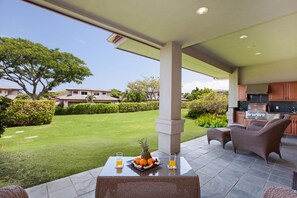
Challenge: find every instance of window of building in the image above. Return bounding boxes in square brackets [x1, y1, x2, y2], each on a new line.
[102, 92, 107, 95]
[81, 91, 88, 95]
[94, 92, 100, 96]
[73, 91, 78, 94]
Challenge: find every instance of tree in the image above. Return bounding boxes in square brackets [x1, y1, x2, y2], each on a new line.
[142, 76, 160, 101]
[124, 76, 160, 102]
[185, 87, 214, 100]
[0, 37, 92, 100]
[85, 94, 95, 103]
[110, 89, 123, 99]
[41, 90, 68, 100]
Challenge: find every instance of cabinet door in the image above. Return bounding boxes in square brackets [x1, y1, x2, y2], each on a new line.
[287, 82, 297, 101]
[238, 85, 247, 101]
[269, 83, 286, 101]
[235, 112, 245, 125]
[291, 117, 297, 136]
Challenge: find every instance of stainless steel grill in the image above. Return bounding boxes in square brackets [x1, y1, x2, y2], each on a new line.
[245, 103, 267, 120]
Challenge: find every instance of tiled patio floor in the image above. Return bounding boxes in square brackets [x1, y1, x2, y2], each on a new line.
[25, 135, 297, 198]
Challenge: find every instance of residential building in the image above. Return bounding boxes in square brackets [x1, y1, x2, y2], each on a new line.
[0, 87, 21, 100]
[56, 88, 119, 107]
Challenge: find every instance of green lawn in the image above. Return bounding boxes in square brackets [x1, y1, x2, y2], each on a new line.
[0, 109, 206, 188]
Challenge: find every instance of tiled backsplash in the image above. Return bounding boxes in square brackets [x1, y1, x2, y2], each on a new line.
[238, 101, 297, 113]
[269, 102, 297, 113]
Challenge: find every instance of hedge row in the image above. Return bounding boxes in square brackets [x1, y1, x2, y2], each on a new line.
[55, 103, 119, 115]
[118, 101, 159, 113]
[55, 101, 160, 115]
[4, 100, 56, 127]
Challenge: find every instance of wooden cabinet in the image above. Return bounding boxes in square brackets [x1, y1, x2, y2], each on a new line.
[269, 82, 297, 101]
[287, 82, 297, 101]
[235, 111, 245, 125]
[284, 115, 297, 136]
[238, 85, 247, 101]
[269, 83, 285, 101]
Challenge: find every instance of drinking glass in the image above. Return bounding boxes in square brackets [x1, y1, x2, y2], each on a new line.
[116, 152, 123, 167]
[169, 154, 176, 168]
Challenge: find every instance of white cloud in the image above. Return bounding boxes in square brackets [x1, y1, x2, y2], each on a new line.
[182, 79, 229, 93]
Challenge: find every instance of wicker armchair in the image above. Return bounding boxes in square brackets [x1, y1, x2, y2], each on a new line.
[230, 119, 291, 162]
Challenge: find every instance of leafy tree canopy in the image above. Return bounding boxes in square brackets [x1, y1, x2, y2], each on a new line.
[123, 76, 160, 102]
[184, 87, 214, 100]
[110, 89, 123, 99]
[0, 37, 92, 100]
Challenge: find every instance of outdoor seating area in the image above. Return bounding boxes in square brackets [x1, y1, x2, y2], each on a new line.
[22, 134, 297, 198]
[207, 115, 291, 162]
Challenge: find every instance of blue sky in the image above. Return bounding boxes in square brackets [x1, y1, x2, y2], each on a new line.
[0, 0, 228, 92]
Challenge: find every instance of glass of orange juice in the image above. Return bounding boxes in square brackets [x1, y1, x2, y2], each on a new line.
[169, 154, 176, 168]
[116, 152, 123, 167]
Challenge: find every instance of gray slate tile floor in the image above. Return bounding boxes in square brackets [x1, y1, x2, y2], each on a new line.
[25, 135, 297, 198]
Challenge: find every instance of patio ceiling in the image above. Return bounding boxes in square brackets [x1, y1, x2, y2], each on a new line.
[24, 0, 297, 79]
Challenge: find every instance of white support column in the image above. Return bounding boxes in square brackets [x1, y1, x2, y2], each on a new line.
[227, 68, 239, 124]
[156, 42, 185, 154]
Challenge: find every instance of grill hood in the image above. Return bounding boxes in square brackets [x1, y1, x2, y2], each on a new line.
[246, 83, 269, 94]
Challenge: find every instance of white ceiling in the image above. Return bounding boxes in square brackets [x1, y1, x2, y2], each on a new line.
[24, 0, 297, 78]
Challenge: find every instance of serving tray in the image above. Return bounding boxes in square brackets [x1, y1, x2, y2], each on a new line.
[126, 157, 161, 172]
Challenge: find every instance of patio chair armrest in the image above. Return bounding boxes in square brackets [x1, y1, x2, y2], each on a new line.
[0, 185, 28, 198]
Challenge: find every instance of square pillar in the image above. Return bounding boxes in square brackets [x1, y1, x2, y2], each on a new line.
[156, 42, 184, 154]
[228, 68, 238, 124]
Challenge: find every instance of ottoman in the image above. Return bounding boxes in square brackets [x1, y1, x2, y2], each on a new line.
[207, 127, 231, 149]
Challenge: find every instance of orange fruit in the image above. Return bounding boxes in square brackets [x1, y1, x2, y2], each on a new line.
[134, 157, 141, 165]
[147, 158, 154, 165]
[140, 159, 147, 166]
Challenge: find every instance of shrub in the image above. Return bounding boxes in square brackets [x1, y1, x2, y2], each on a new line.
[188, 92, 228, 118]
[196, 113, 227, 128]
[94, 103, 119, 114]
[57, 103, 119, 115]
[55, 106, 68, 115]
[4, 100, 55, 127]
[119, 101, 159, 113]
[181, 101, 190, 109]
[118, 102, 141, 113]
[0, 96, 12, 137]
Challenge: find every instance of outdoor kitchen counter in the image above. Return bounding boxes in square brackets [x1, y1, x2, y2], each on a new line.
[95, 156, 200, 198]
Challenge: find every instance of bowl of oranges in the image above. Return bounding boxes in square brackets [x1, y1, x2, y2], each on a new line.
[128, 157, 160, 172]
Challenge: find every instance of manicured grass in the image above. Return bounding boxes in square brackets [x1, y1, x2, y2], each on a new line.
[0, 109, 206, 188]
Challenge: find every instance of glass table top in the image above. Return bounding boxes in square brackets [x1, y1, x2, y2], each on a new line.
[99, 156, 196, 177]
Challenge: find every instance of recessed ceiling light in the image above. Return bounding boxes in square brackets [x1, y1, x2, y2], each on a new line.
[196, 7, 209, 15]
[240, 35, 248, 39]
[255, 52, 262, 55]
